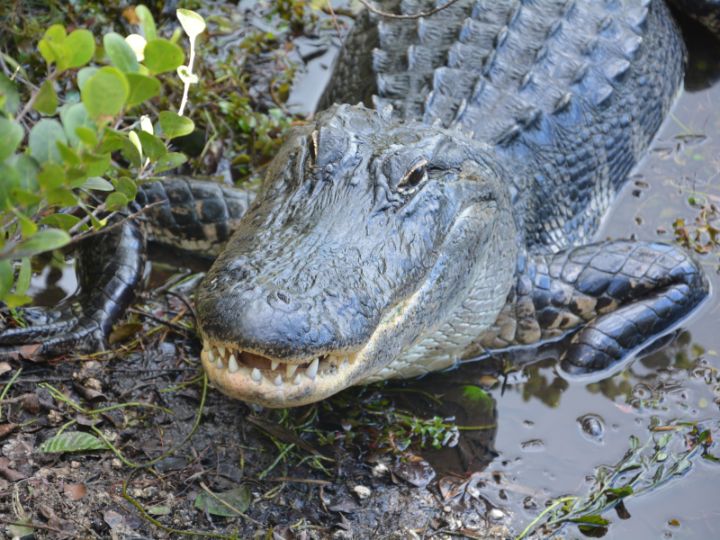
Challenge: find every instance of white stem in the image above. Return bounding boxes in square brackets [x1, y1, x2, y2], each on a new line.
[178, 38, 196, 116]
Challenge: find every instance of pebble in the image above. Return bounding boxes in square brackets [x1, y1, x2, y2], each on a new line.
[353, 485, 371, 499]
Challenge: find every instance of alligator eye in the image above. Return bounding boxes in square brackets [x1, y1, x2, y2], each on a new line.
[309, 130, 319, 163]
[398, 160, 428, 194]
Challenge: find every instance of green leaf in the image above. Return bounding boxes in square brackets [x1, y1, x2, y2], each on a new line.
[35, 162, 65, 190]
[143, 38, 184, 75]
[104, 32, 139, 73]
[159, 111, 194, 139]
[0, 118, 24, 162]
[75, 126, 98, 147]
[38, 24, 67, 68]
[82, 177, 114, 191]
[605, 486, 634, 500]
[154, 151, 187, 173]
[98, 129, 141, 167]
[81, 66, 129, 120]
[15, 258, 32, 295]
[147, 505, 171, 516]
[65, 29, 95, 69]
[13, 229, 71, 258]
[113, 177, 137, 200]
[193, 486, 251, 517]
[34, 79, 58, 115]
[28, 119, 68, 164]
[8, 154, 39, 192]
[77, 66, 98, 92]
[82, 152, 111, 177]
[15, 211, 37, 237]
[105, 192, 129, 211]
[46, 187, 77, 207]
[136, 5, 158, 41]
[39, 431, 107, 453]
[57, 141, 81, 166]
[0, 260, 12, 299]
[0, 73, 20, 114]
[125, 73, 161, 107]
[137, 131, 167, 161]
[0, 163, 20, 211]
[60, 103, 93, 148]
[569, 515, 610, 527]
[41, 213, 82, 230]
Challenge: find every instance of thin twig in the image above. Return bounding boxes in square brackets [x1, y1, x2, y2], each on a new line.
[128, 308, 194, 337]
[323, 1, 343, 37]
[66, 201, 164, 247]
[357, 0, 463, 20]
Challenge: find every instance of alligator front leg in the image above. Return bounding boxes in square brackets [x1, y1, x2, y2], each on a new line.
[480, 241, 708, 376]
[0, 178, 255, 360]
[0, 219, 145, 359]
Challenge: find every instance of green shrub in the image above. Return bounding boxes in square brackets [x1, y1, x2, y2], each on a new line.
[0, 6, 206, 307]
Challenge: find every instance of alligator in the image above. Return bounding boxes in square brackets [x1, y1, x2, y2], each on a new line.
[1, 0, 717, 407]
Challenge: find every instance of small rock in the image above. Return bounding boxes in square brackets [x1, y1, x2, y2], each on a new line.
[70, 461, 81, 469]
[352, 485, 371, 499]
[111, 458, 123, 469]
[371, 462, 389, 477]
[488, 508, 505, 521]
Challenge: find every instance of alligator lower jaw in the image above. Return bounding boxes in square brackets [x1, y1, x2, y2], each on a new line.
[200, 343, 360, 407]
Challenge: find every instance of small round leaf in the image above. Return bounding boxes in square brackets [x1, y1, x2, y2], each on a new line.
[81, 66, 129, 120]
[28, 119, 68, 163]
[65, 29, 96, 69]
[125, 73, 161, 108]
[159, 111, 194, 139]
[143, 39, 184, 75]
[104, 32, 139, 73]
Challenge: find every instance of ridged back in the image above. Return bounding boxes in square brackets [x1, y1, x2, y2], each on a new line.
[370, 0, 685, 250]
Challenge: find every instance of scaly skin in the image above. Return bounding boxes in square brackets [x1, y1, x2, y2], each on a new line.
[0, 0, 714, 407]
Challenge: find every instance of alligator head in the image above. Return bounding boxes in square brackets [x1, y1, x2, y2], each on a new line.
[196, 104, 518, 407]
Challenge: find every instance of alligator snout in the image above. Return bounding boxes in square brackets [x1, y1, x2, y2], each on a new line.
[197, 279, 369, 360]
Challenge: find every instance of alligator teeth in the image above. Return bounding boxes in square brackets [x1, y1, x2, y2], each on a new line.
[286, 364, 298, 378]
[341, 356, 349, 368]
[306, 357, 319, 380]
[293, 373, 302, 385]
[251, 368, 262, 383]
[228, 354, 240, 373]
[271, 360, 280, 371]
[208, 349, 216, 363]
[216, 355, 225, 369]
[273, 374, 283, 386]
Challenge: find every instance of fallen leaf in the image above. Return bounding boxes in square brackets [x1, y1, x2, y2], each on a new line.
[0, 361, 11, 376]
[0, 423, 18, 439]
[194, 485, 251, 517]
[64, 483, 87, 501]
[0, 456, 27, 482]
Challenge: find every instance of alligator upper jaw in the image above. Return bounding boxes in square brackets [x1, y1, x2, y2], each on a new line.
[200, 343, 363, 407]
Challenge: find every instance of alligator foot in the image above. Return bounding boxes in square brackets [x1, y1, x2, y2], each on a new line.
[0, 178, 256, 362]
[0, 220, 146, 361]
[481, 240, 708, 377]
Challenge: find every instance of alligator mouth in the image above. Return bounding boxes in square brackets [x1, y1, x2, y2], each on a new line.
[200, 342, 361, 407]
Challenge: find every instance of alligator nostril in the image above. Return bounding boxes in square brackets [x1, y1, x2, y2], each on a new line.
[276, 291, 291, 304]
